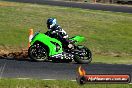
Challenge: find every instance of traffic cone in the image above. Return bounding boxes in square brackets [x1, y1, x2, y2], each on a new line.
[94, 0, 96, 3]
[28, 29, 33, 48]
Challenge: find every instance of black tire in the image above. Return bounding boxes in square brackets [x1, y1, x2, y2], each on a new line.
[74, 45, 92, 64]
[128, 1, 132, 5]
[28, 42, 48, 62]
[117, 1, 121, 4]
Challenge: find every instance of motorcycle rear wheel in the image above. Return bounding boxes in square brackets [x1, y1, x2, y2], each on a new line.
[74, 45, 92, 64]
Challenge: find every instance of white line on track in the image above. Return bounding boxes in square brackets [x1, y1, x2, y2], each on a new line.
[17, 78, 31, 80]
[0, 66, 2, 79]
[16, 78, 76, 81]
[41, 79, 76, 81]
[42, 79, 56, 80]
[71, 80, 76, 81]
[0, 62, 6, 79]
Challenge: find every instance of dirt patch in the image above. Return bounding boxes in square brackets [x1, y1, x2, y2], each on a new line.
[0, 48, 28, 59]
[0, 2, 17, 7]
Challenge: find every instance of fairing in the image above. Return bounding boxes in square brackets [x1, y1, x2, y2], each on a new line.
[30, 33, 63, 56]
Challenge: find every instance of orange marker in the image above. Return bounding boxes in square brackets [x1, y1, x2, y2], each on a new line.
[94, 0, 96, 3]
[28, 29, 33, 48]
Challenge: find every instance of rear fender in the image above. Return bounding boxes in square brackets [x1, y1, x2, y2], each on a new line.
[69, 36, 85, 44]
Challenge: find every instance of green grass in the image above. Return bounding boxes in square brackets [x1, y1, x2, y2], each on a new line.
[93, 54, 132, 64]
[0, 78, 132, 88]
[0, 1, 132, 64]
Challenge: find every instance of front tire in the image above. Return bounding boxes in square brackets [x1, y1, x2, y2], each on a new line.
[74, 46, 92, 64]
[28, 42, 48, 62]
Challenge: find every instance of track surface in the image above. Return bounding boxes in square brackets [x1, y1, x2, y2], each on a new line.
[0, 58, 132, 81]
[4, 0, 132, 13]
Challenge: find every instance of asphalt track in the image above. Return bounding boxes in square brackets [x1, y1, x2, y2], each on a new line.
[0, 58, 132, 82]
[4, 0, 132, 13]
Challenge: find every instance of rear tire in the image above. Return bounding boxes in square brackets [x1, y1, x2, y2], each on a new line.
[74, 45, 92, 64]
[128, 1, 132, 5]
[28, 42, 48, 62]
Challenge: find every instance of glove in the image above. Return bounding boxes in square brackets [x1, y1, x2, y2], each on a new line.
[63, 35, 68, 39]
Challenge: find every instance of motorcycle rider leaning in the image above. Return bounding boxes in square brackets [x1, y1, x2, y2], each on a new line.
[45, 18, 73, 49]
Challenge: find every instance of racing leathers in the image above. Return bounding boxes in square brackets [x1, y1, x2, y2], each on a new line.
[45, 25, 73, 49]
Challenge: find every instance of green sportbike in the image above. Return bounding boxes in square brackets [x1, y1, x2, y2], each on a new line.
[28, 31, 92, 64]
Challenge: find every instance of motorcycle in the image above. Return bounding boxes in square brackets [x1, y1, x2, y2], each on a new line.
[28, 31, 92, 64]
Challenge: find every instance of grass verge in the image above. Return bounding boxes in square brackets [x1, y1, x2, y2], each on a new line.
[0, 78, 132, 88]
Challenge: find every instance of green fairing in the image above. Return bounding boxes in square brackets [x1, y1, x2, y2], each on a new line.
[30, 33, 63, 56]
[30, 33, 85, 56]
[69, 36, 85, 44]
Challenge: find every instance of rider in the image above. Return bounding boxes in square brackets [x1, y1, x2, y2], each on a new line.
[46, 18, 73, 49]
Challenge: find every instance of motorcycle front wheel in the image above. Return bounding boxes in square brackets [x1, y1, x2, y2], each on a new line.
[28, 42, 48, 62]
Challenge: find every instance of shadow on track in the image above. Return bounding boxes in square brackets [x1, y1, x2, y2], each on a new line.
[1, 55, 129, 66]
